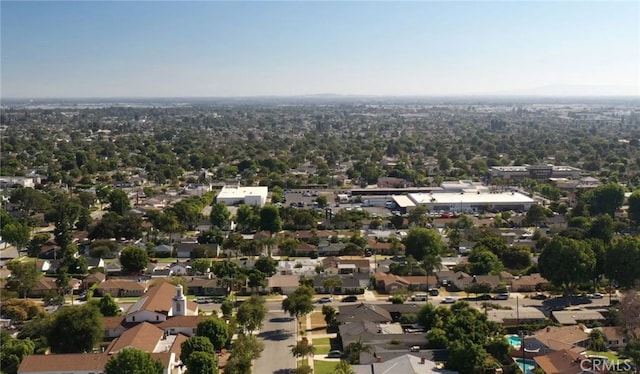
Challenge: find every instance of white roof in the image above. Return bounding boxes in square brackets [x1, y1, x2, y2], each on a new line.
[391, 195, 415, 208]
[217, 185, 268, 199]
[409, 191, 535, 205]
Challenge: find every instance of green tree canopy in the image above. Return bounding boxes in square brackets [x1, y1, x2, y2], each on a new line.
[119, 245, 149, 274]
[98, 294, 122, 316]
[628, 190, 640, 226]
[196, 317, 230, 351]
[587, 183, 625, 217]
[104, 348, 163, 374]
[282, 285, 314, 320]
[185, 351, 218, 374]
[605, 236, 640, 288]
[47, 304, 103, 353]
[0, 330, 35, 374]
[259, 205, 282, 234]
[180, 336, 215, 364]
[1, 222, 31, 252]
[538, 237, 596, 294]
[107, 188, 131, 215]
[236, 295, 267, 334]
[209, 202, 231, 230]
[6, 261, 41, 298]
[402, 227, 443, 263]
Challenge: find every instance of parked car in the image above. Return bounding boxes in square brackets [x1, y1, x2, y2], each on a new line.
[341, 295, 358, 302]
[327, 350, 343, 358]
[317, 297, 333, 304]
[495, 293, 510, 300]
[531, 293, 548, 300]
[411, 294, 428, 301]
[428, 288, 440, 296]
[409, 346, 420, 352]
[441, 297, 456, 304]
[590, 293, 604, 299]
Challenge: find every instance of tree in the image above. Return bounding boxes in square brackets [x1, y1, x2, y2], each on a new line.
[107, 188, 131, 215]
[98, 294, 122, 316]
[247, 270, 267, 293]
[332, 360, 355, 374]
[45, 195, 82, 252]
[0, 330, 35, 374]
[191, 258, 212, 275]
[254, 256, 278, 276]
[589, 329, 607, 351]
[119, 245, 149, 274]
[468, 249, 502, 275]
[322, 305, 337, 326]
[587, 214, 614, 243]
[538, 237, 596, 295]
[500, 246, 531, 270]
[104, 348, 163, 374]
[236, 295, 267, 334]
[606, 237, 640, 289]
[196, 317, 230, 351]
[282, 286, 314, 335]
[525, 204, 548, 226]
[6, 261, 40, 298]
[1, 298, 44, 322]
[628, 190, 640, 226]
[588, 183, 625, 217]
[180, 336, 215, 364]
[220, 299, 234, 319]
[407, 205, 429, 227]
[402, 227, 443, 263]
[259, 205, 282, 234]
[209, 202, 231, 230]
[27, 233, 51, 257]
[235, 204, 259, 232]
[322, 277, 343, 296]
[225, 334, 264, 374]
[48, 304, 103, 353]
[344, 338, 372, 364]
[623, 338, 640, 371]
[1, 222, 30, 252]
[291, 339, 316, 364]
[446, 340, 488, 373]
[185, 351, 218, 374]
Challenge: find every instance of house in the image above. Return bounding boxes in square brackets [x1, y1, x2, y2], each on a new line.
[337, 303, 392, 324]
[451, 273, 501, 292]
[153, 244, 174, 256]
[366, 240, 401, 255]
[293, 242, 317, 256]
[268, 274, 301, 295]
[86, 257, 105, 270]
[353, 354, 457, 374]
[509, 273, 549, 292]
[175, 241, 219, 258]
[524, 326, 589, 353]
[18, 353, 112, 374]
[28, 277, 80, 297]
[277, 259, 319, 276]
[322, 257, 371, 275]
[103, 316, 129, 338]
[532, 349, 590, 374]
[340, 321, 428, 351]
[598, 327, 627, 350]
[95, 279, 148, 297]
[486, 307, 546, 326]
[552, 310, 605, 326]
[105, 261, 122, 274]
[169, 262, 190, 276]
[83, 272, 106, 288]
[313, 275, 363, 295]
[373, 273, 438, 293]
[317, 242, 345, 256]
[186, 277, 227, 296]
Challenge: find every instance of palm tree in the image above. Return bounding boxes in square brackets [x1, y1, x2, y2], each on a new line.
[332, 360, 355, 374]
[291, 340, 316, 367]
[423, 253, 442, 302]
[345, 339, 372, 364]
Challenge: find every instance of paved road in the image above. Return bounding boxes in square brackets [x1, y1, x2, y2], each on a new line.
[254, 310, 297, 374]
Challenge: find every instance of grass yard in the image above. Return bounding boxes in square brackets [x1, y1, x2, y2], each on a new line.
[586, 351, 629, 362]
[313, 360, 338, 374]
[312, 337, 331, 355]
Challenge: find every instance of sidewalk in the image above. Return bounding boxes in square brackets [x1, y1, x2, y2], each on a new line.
[363, 290, 377, 302]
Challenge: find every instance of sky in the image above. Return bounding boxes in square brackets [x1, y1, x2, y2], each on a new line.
[1, 1, 639, 98]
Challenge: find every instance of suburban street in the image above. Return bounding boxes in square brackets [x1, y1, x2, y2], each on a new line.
[254, 310, 297, 374]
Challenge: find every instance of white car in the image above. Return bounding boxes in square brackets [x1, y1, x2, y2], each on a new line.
[590, 293, 604, 299]
[441, 297, 456, 304]
[495, 293, 510, 300]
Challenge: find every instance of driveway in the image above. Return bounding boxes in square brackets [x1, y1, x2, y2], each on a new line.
[254, 310, 297, 374]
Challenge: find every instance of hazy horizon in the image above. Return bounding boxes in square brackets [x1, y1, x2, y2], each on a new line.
[2, 1, 639, 99]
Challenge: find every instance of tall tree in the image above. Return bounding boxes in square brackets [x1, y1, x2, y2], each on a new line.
[107, 188, 131, 215]
[628, 190, 640, 226]
[259, 205, 282, 234]
[180, 336, 215, 364]
[402, 227, 443, 262]
[282, 285, 314, 334]
[104, 348, 163, 374]
[45, 195, 82, 252]
[254, 256, 278, 276]
[0, 330, 35, 374]
[196, 317, 230, 351]
[236, 295, 267, 334]
[6, 261, 40, 298]
[185, 351, 218, 374]
[605, 236, 640, 288]
[98, 294, 122, 316]
[210, 202, 231, 230]
[47, 304, 103, 353]
[119, 246, 149, 274]
[1, 222, 30, 252]
[344, 338, 372, 364]
[588, 183, 625, 217]
[538, 237, 596, 295]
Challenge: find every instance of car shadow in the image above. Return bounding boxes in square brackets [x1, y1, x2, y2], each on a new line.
[258, 329, 294, 341]
[270, 317, 295, 323]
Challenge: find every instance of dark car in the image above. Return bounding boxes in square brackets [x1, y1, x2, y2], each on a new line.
[341, 295, 358, 302]
[327, 350, 343, 358]
[428, 288, 440, 296]
[531, 293, 548, 300]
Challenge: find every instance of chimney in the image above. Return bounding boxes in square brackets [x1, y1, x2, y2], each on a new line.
[420, 357, 426, 364]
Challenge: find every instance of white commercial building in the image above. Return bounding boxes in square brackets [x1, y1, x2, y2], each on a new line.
[216, 185, 268, 206]
[408, 191, 535, 213]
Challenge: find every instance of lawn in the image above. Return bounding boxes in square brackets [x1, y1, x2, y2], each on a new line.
[314, 360, 338, 374]
[586, 351, 629, 362]
[313, 337, 331, 355]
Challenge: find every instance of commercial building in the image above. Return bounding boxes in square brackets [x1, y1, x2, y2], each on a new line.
[489, 165, 582, 181]
[215, 185, 268, 206]
[408, 191, 535, 213]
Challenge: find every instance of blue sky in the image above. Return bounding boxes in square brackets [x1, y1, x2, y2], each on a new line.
[1, 1, 638, 98]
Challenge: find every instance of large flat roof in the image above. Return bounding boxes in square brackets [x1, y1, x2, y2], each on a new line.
[217, 185, 268, 199]
[409, 191, 535, 205]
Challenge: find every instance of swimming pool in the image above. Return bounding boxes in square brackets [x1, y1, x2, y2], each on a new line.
[506, 334, 522, 349]
[514, 358, 536, 374]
